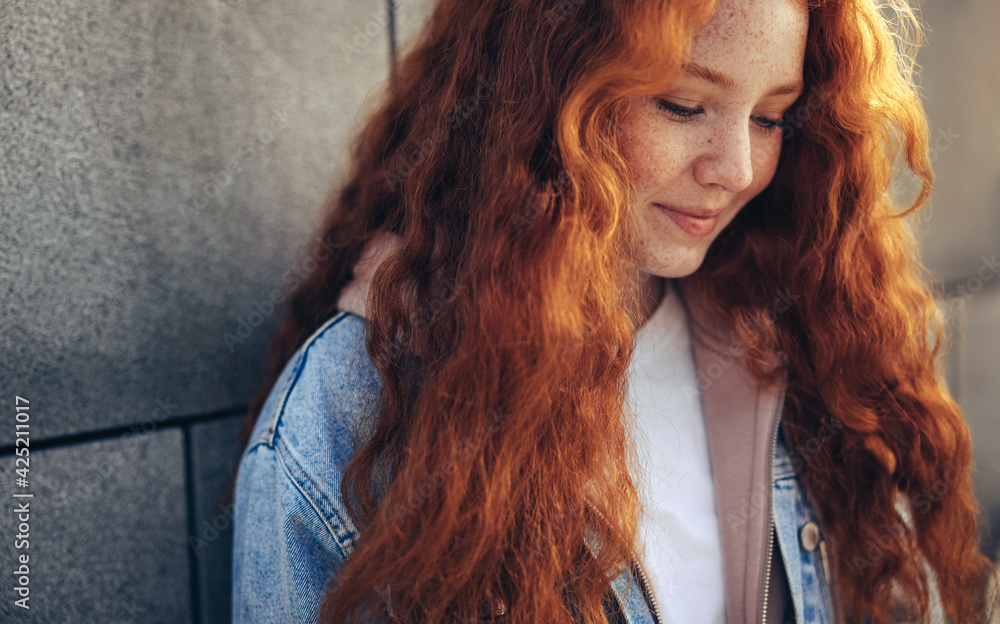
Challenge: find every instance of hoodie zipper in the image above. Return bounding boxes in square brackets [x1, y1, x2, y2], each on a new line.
[587, 390, 786, 624]
[632, 553, 664, 624]
[761, 526, 776, 622]
[760, 391, 786, 623]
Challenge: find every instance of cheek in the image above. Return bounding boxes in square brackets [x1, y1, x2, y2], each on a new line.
[748, 136, 783, 194]
[623, 113, 688, 195]
[624, 134, 656, 187]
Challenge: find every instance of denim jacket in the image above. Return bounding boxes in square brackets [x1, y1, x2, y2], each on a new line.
[232, 303, 848, 623]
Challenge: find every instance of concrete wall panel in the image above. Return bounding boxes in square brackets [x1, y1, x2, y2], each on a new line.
[0, 0, 391, 445]
[0, 429, 189, 623]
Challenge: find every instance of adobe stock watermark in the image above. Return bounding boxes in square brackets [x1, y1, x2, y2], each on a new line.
[946, 254, 1000, 311]
[114, 598, 147, 624]
[682, 288, 799, 405]
[780, 83, 832, 140]
[211, 0, 245, 14]
[927, 126, 961, 162]
[519, 499, 583, 562]
[786, 416, 846, 473]
[508, 170, 572, 233]
[223, 233, 342, 353]
[339, 6, 391, 63]
[177, 107, 292, 222]
[725, 484, 769, 534]
[386, 275, 469, 361]
[383, 74, 498, 191]
[51, 396, 185, 514]
[385, 405, 510, 523]
[851, 460, 962, 575]
[188, 501, 236, 557]
[889, 126, 961, 198]
[119, 397, 180, 439]
[411, 276, 467, 334]
[544, 0, 587, 25]
[133, 67, 172, 100]
[850, 519, 911, 576]
[553, 317, 599, 364]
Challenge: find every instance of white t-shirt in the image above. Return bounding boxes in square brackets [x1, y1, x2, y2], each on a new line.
[626, 279, 727, 624]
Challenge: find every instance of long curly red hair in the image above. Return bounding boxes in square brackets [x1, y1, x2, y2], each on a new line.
[237, 0, 998, 622]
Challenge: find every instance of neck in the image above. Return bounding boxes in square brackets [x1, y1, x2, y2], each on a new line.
[638, 272, 666, 328]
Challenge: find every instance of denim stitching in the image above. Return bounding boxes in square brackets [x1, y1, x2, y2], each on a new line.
[264, 311, 350, 446]
[274, 436, 358, 561]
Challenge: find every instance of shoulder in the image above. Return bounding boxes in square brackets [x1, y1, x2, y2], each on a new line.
[239, 309, 382, 551]
[233, 310, 383, 622]
[247, 309, 381, 461]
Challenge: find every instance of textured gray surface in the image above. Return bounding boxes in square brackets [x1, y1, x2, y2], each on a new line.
[959, 288, 1000, 558]
[189, 415, 244, 624]
[0, 0, 390, 446]
[394, 0, 437, 58]
[914, 0, 1000, 279]
[0, 429, 190, 623]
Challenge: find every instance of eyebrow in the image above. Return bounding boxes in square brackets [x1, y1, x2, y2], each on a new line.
[681, 62, 804, 98]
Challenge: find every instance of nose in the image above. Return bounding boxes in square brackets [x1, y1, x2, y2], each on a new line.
[692, 120, 754, 193]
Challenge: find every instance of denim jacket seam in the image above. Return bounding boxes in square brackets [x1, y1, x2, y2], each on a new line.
[274, 432, 358, 561]
[262, 310, 351, 447]
[235, 441, 313, 620]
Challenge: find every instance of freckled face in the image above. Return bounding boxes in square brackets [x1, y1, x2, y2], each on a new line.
[620, 0, 808, 278]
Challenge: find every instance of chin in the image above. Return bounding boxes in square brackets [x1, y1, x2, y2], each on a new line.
[653, 266, 701, 279]
[641, 246, 710, 279]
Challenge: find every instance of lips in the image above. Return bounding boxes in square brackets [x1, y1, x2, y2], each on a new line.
[653, 203, 721, 238]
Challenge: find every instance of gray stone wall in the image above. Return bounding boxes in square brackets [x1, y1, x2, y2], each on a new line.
[1, 0, 394, 620]
[0, 0, 996, 622]
[915, 0, 1000, 561]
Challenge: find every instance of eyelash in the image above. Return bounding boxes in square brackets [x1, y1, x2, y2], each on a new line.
[654, 98, 786, 134]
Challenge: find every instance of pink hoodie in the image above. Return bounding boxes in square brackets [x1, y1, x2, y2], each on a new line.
[334, 231, 791, 623]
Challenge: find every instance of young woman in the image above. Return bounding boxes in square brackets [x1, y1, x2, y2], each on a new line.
[231, 0, 998, 622]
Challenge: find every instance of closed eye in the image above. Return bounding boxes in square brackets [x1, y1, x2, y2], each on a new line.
[656, 98, 788, 136]
[752, 114, 786, 134]
[655, 98, 703, 121]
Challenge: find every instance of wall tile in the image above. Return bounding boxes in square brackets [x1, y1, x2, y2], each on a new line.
[912, 0, 1000, 279]
[0, 429, 190, 623]
[0, 0, 391, 445]
[957, 287, 1000, 560]
[188, 415, 245, 624]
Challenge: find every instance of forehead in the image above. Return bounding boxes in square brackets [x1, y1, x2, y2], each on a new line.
[684, 0, 809, 91]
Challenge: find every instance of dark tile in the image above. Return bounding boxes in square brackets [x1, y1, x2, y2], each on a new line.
[0, 428, 190, 623]
[189, 416, 246, 624]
